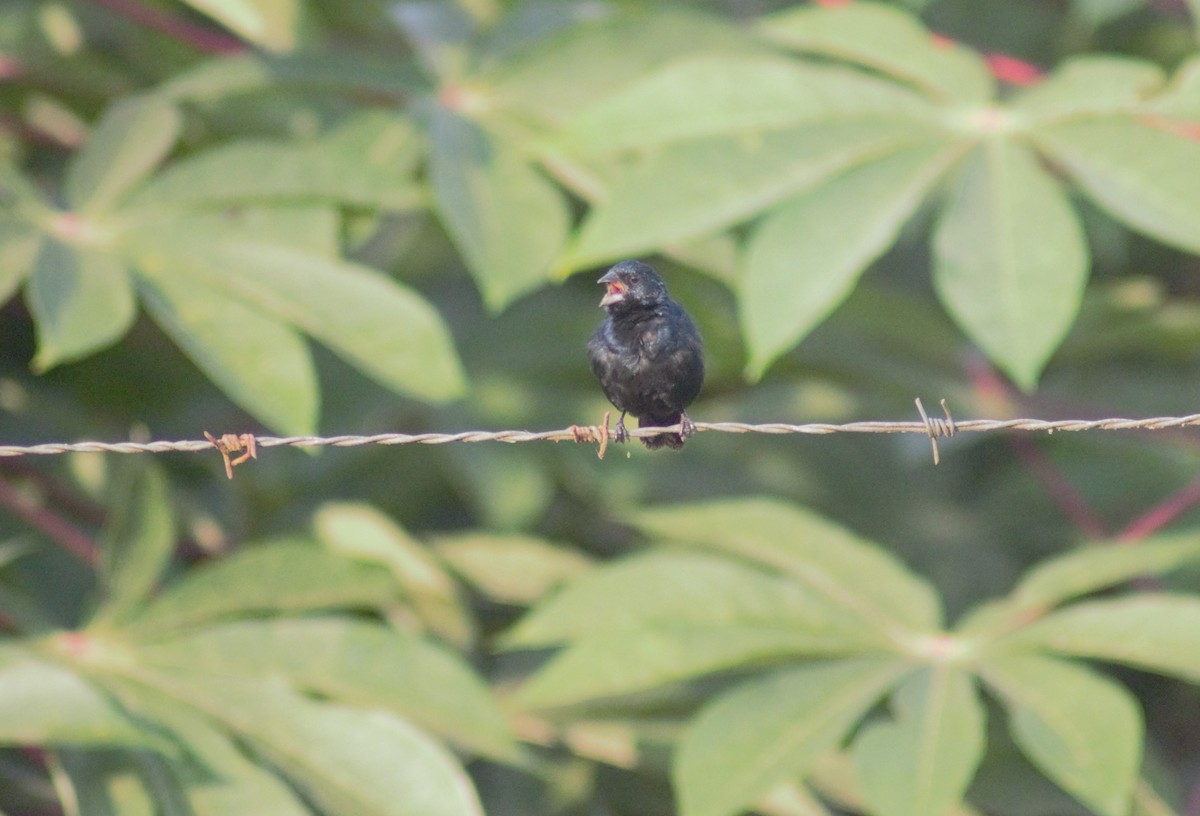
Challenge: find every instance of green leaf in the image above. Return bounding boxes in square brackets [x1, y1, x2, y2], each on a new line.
[431, 532, 594, 605]
[933, 139, 1088, 390]
[1005, 594, 1200, 684]
[132, 617, 518, 762]
[758, 2, 994, 103]
[1034, 117, 1200, 254]
[146, 674, 484, 816]
[1142, 55, 1200, 122]
[314, 503, 474, 650]
[517, 625, 855, 709]
[181, 0, 301, 52]
[27, 239, 136, 371]
[192, 241, 467, 403]
[504, 550, 870, 648]
[567, 118, 934, 267]
[0, 217, 40, 304]
[741, 139, 961, 379]
[1010, 56, 1165, 121]
[980, 654, 1141, 816]
[128, 538, 400, 633]
[488, 7, 761, 123]
[0, 646, 165, 750]
[129, 112, 426, 210]
[556, 56, 932, 155]
[91, 461, 175, 628]
[675, 658, 905, 816]
[852, 667, 985, 816]
[428, 109, 569, 310]
[631, 498, 943, 637]
[959, 533, 1200, 634]
[65, 95, 181, 214]
[137, 271, 318, 436]
[100, 683, 311, 816]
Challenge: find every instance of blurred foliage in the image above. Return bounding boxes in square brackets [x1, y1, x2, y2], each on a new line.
[3, 1, 1200, 815]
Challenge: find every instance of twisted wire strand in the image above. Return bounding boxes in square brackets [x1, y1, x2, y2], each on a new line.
[4, 406, 1200, 459]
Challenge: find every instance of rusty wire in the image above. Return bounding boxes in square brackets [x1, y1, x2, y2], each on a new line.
[3, 400, 1200, 475]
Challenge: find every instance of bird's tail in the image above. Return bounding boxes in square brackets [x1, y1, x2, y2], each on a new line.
[640, 413, 688, 450]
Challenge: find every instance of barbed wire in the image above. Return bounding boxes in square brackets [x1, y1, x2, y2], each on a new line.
[4, 401, 1200, 476]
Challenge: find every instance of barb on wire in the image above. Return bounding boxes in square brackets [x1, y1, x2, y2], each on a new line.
[2, 400, 1200, 477]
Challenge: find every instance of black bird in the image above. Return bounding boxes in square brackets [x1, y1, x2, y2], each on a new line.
[587, 260, 705, 449]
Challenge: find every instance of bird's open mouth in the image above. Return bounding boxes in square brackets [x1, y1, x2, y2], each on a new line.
[600, 281, 626, 306]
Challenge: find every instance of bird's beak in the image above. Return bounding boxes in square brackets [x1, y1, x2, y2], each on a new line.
[598, 272, 626, 307]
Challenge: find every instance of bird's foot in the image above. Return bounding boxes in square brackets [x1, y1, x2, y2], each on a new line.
[680, 411, 696, 440]
[614, 412, 629, 443]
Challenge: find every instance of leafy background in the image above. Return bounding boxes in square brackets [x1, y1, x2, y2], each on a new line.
[4, 1, 1200, 815]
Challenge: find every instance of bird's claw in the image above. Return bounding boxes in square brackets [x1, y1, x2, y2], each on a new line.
[614, 412, 629, 443]
[680, 411, 696, 440]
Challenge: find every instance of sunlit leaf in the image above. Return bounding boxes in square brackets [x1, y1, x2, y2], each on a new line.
[933, 139, 1088, 390]
[0, 646, 167, 750]
[27, 238, 136, 371]
[428, 108, 569, 310]
[431, 532, 594, 605]
[129, 112, 426, 210]
[144, 674, 483, 816]
[90, 461, 175, 628]
[959, 533, 1200, 634]
[505, 550, 869, 648]
[567, 118, 934, 267]
[128, 538, 400, 633]
[518, 625, 857, 709]
[741, 139, 961, 379]
[137, 271, 318, 436]
[758, 2, 994, 103]
[631, 498, 943, 635]
[675, 658, 905, 816]
[65, 95, 181, 214]
[853, 667, 985, 816]
[315, 503, 474, 649]
[980, 654, 1141, 816]
[489, 7, 760, 122]
[1010, 56, 1165, 120]
[1004, 594, 1200, 683]
[159, 239, 466, 404]
[182, 0, 301, 52]
[556, 56, 931, 155]
[1034, 116, 1200, 254]
[132, 617, 518, 761]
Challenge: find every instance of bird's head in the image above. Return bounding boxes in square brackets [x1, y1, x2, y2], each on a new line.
[597, 260, 668, 311]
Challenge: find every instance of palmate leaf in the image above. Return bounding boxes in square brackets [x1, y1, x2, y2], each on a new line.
[852, 667, 985, 816]
[90, 461, 175, 629]
[181, 0, 302, 52]
[64, 94, 181, 215]
[741, 138, 963, 378]
[428, 108, 570, 311]
[933, 138, 1089, 390]
[758, 2, 994, 103]
[630, 498, 943, 635]
[128, 111, 426, 211]
[566, 118, 935, 267]
[131, 672, 483, 816]
[1033, 116, 1200, 255]
[125, 538, 400, 634]
[0, 644, 172, 752]
[1004, 594, 1200, 684]
[675, 658, 906, 816]
[131, 617, 518, 762]
[554, 56, 932, 156]
[27, 238, 137, 372]
[138, 270, 319, 437]
[980, 655, 1141, 816]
